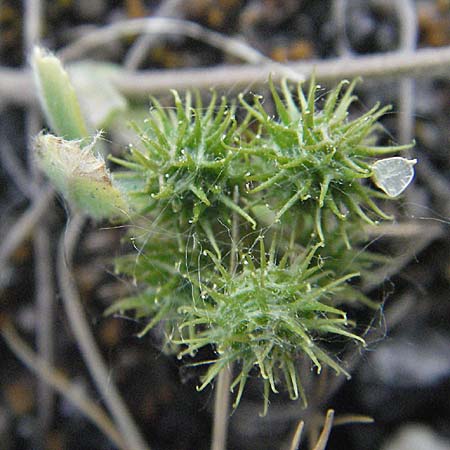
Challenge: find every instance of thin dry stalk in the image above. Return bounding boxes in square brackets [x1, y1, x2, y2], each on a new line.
[0, 138, 36, 198]
[394, 0, 418, 146]
[415, 157, 450, 218]
[58, 17, 265, 63]
[332, 414, 374, 426]
[0, 320, 127, 450]
[290, 420, 305, 450]
[312, 410, 335, 450]
[211, 366, 233, 450]
[24, 2, 57, 434]
[0, 186, 54, 273]
[364, 221, 441, 238]
[332, 0, 352, 56]
[362, 221, 443, 291]
[124, 0, 185, 70]
[34, 223, 55, 431]
[24, 0, 42, 51]
[1, 46, 450, 105]
[57, 213, 150, 450]
[58, 17, 303, 82]
[112, 45, 450, 95]
[211, 186, 240, 450]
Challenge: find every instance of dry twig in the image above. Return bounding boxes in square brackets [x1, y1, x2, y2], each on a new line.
[23, 3, 56, 435]
[124, 0, 186, 70]
[311, 410, 335, 450]
[332, 0, 353, 56]
[0, 137, 36, 198]
[290, 420, 305, 450]
[58, 17, 304, 82]
[0, 320, 128, 450]
[0, 186, 54, 273]
[57, 213, 150, 450]
[362, 221, 443, 292]
[1, 46, 450, 106]
[394, 0, 418, 146]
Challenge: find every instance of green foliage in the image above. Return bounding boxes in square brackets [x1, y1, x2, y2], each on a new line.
[177, 240, 366, 414]
[32, 47, 89, 140]
[32, 49, 415, 413]
[32, 47, 129, 219]
[108, 80, 413, 411]
[239, 77, 413, 241]
[34, 132, 129, 219]
[111, 91, 252, 227]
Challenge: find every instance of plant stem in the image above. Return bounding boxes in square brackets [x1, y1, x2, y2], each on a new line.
[113, 45, 450, 94]
[58, 213, 150, 450]
[0, 186, 54, 273]
[1, 46, 449, 106]
[289, 420, 305, 450]
[0, 321, 128, 450]
[58, 17, 270, 63]
[211, 366, 233, 450]
[312, 410, 335, 450]
[123, 0, 186, 70]
[210, 186, 240, 450]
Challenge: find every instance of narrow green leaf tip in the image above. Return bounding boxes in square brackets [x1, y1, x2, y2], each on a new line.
[32, 46, 89, 139]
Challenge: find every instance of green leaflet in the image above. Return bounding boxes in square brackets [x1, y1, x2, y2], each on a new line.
[32, 47, 89, 140]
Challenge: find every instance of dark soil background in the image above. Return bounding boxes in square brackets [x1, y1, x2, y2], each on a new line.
[0, 1, 449, 449]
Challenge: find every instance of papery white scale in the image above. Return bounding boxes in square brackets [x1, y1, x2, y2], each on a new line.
[371, 157, 417, 197]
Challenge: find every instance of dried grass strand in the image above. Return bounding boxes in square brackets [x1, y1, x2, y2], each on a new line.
[58, 17, 304, 82]
[124, 0, 186, 70]
[1, 46, 449, 106]
[289, 420, 305, 450]
[0, 186, 54, 273]
[57, 213, 150, 450]
[0, 320, 127, 450]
